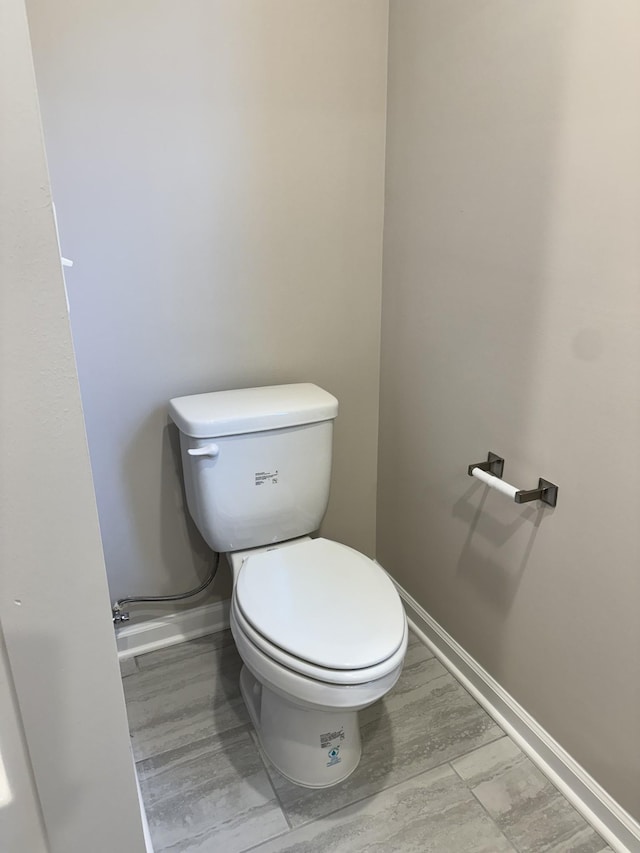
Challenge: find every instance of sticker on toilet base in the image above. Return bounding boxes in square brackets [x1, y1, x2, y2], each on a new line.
[320, 728, 345, 767]
[326, 746, 341, 767]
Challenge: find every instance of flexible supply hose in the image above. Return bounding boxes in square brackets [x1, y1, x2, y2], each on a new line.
[112, 551, 220, 622]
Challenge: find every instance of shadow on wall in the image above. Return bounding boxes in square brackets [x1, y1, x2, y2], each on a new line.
[119, 410, 231, 610]
[161, 420, 212, 576]
[453, 481, 547, 613]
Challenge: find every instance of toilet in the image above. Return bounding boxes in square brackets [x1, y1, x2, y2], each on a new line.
[169, 383, 407, 787]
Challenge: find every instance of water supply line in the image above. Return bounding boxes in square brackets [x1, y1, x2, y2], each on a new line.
[112, 551, 220, 625]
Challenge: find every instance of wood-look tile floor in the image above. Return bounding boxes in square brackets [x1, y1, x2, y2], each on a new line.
[122, 630, 611, 853]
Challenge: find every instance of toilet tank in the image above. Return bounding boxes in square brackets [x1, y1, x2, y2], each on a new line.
[169, 384, 339, 552]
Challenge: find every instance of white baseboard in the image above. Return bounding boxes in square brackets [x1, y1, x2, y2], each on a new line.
[116, 599, 231, 660]
[393, 580, 640, 853]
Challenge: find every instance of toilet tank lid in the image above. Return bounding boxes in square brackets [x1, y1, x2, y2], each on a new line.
[169, 383, 338, 438]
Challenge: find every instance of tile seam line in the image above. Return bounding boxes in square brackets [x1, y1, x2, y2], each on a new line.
[450, 758, 526, 853]
[133, 721, 255, 768]
[454, 758, 607, 853]
[238, 745, 515, 853]
[133, 637, 237, 670]
[257, 729, 508, 838]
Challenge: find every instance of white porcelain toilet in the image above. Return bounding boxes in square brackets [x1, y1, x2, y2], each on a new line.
[169, 383, 407, 788]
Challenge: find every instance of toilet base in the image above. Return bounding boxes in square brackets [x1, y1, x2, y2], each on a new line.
[239, 666, 362, 788]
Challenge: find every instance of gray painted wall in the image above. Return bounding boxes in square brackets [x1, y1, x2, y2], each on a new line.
[0, 0, 146, 847]
[26, 0, 388, 608]
[379, 0, 640, 819]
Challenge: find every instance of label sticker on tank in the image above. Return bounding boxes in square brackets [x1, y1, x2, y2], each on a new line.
[254, 470, 278, 486]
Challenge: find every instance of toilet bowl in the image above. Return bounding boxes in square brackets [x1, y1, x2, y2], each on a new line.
[228, 537, 407, 787]
[169, 383, 408, 787]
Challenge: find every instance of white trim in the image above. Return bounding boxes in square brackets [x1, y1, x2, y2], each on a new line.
[116, 599, 231, 660]
[393, 580, 640, 853]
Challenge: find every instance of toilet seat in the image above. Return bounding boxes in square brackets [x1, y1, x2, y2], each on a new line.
[233, 537, 407, 684]
[232, 596, 408, 686]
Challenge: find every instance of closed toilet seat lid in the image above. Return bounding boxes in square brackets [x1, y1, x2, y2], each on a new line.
[235, 538, 406, 671]
[231, 597, 407, 686]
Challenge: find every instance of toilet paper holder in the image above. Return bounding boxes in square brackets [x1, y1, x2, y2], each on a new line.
[467, 452, 558, 507]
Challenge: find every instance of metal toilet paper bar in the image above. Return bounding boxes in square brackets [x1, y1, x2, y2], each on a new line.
[467, 452, 558, 507]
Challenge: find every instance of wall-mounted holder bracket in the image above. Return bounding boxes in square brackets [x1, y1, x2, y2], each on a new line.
[468, 452, 558, 508]
[467, 451, 504, 479]
[514, 478, 558, 508]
